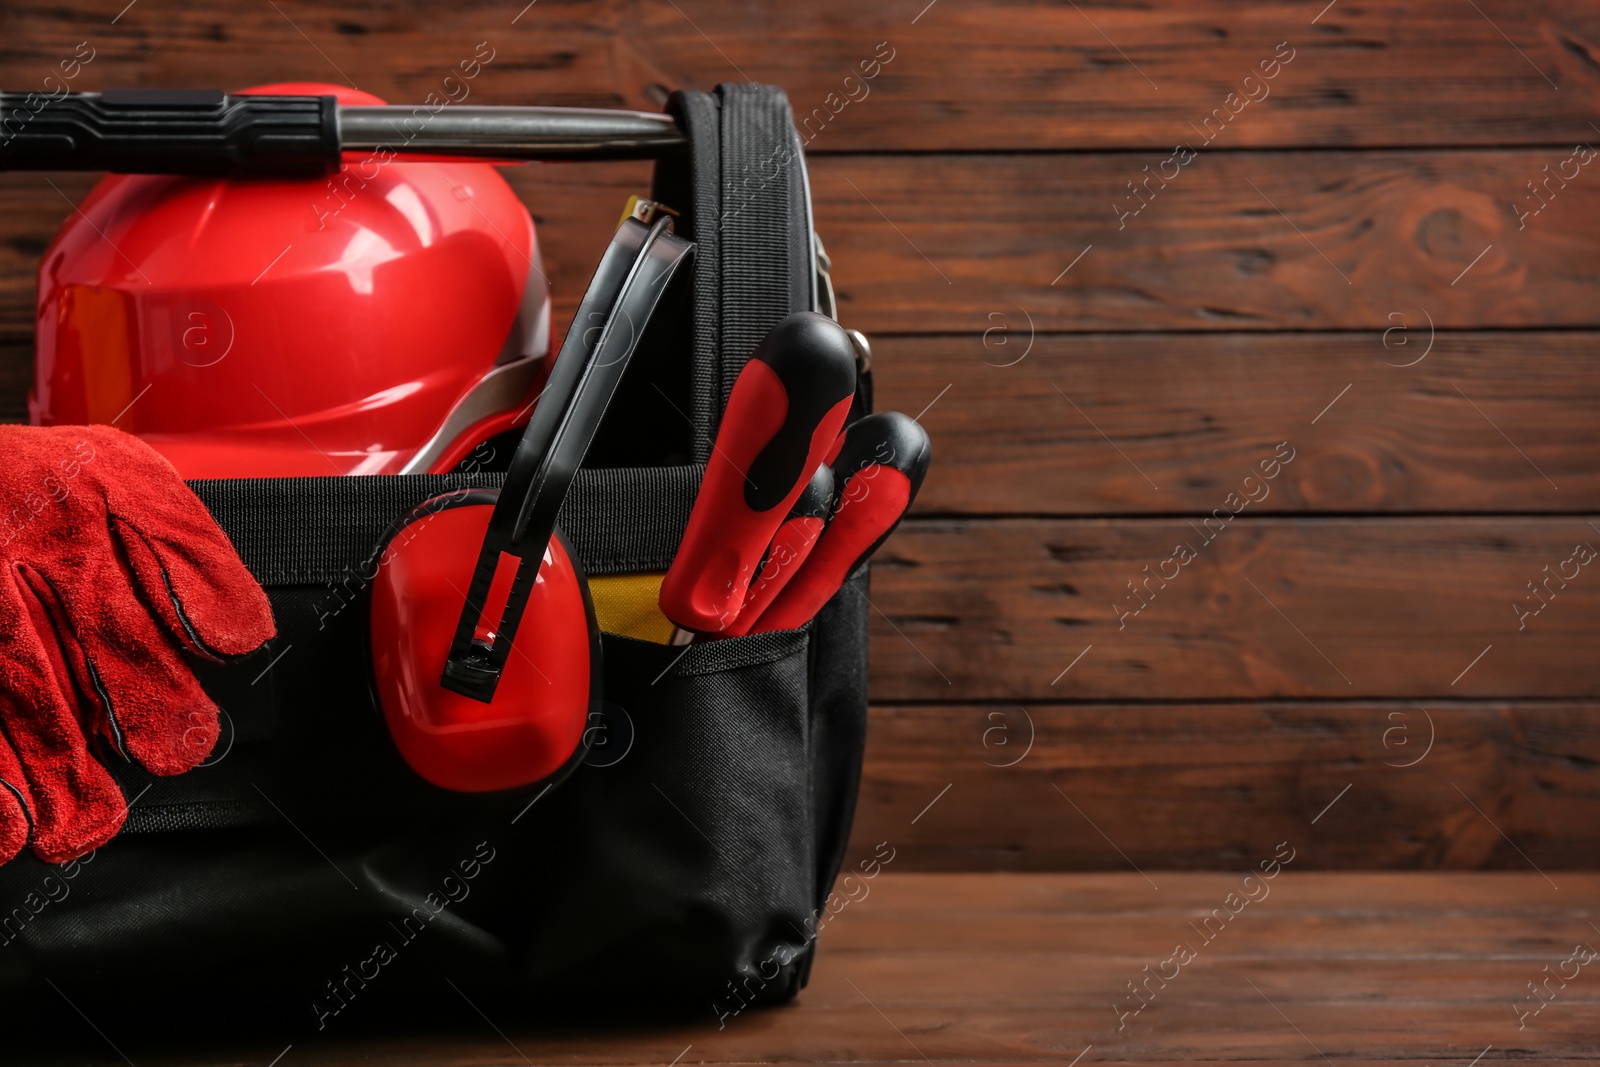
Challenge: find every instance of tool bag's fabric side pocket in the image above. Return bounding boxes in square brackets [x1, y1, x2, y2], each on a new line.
[512, 627, 817, 1013]
[805, 567, 870, 903]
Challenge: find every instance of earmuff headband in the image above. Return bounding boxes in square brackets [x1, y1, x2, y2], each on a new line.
[440, 215, 694, 701]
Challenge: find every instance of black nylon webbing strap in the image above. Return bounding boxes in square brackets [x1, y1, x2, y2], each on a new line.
[716, 84, 811, 407]
[655, 86, 811, 456]
[190, 465, 701, 586]
[656, 91, 722, 462]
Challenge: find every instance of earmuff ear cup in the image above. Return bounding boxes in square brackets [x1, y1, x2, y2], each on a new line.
[366, 489, 601, 793]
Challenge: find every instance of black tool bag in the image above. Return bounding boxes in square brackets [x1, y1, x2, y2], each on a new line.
[0, 85, 871, 1031]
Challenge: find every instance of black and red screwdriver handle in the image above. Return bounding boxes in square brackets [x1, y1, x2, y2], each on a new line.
[721, 463, 834, 637]
[752, 411, 931, 634]
[0, 89, 686, 175]
[659, 312, 857, 634]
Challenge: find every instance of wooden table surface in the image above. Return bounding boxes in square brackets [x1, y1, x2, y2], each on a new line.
[25, 870, 1600, 1065]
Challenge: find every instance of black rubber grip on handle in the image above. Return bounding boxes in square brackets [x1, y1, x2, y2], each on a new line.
[0, 90, 340, 176]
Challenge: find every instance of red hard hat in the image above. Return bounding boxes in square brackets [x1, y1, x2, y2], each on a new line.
[30, 83, 550, 478]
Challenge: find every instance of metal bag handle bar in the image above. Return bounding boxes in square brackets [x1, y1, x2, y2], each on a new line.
[0, 90, 685, 175]
[440, 214, 694, 702]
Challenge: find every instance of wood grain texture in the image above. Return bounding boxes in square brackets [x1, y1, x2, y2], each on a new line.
[869, 517, 1600, 701]
[0, 0, 1594, 884]
[25, 872, 1600, 1065]
[4, 0, 1600, 151]
[816, 150, 1600, 334]
[875, 332, 1600, 516]
[847, 702, 1600, 871]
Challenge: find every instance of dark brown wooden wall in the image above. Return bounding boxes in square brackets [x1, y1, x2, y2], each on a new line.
[2, 0, 1597, 870]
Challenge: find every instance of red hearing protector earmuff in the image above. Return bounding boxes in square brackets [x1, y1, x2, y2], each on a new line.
[367, 215, 694, 792]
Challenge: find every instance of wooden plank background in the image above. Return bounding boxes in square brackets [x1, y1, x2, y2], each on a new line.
[0, 0, 1596, 870]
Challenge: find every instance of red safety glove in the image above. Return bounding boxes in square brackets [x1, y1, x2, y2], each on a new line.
[0, 424, 275, 866]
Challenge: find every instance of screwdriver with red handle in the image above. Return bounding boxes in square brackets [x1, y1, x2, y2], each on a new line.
[720, 463, 834, 637]
[747, 411, 931, 634]
[659, 312, 858, 634]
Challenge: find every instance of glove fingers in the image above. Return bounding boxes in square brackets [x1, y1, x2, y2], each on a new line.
[109, 509, 275, 661]
[28, 564, 220, 779]
[6, 569, 128, 864]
